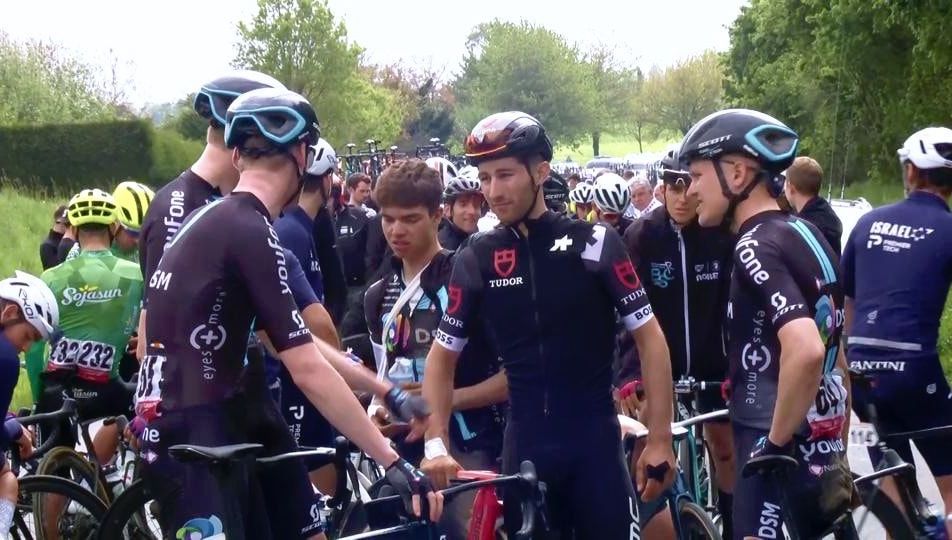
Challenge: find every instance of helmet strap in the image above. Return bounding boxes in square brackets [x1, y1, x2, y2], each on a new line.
[512, 160, 543, 229]
[715, 157, 762, 220]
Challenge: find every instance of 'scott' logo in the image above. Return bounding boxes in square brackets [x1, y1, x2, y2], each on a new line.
[493, 249, 517, 278]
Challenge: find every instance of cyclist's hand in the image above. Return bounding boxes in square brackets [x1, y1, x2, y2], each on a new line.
[384, 386, 430, 424]
[386, 458, 444, 522]
[420, 454, 461, 490]
[636, 440, 675, 502]
[373, 408, 410, 438]
[399, 381, 423, 396]
[15, 428, 34, 460]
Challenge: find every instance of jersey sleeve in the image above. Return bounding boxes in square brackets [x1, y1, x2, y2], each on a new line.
[737, 233, 810, 328]
[840, 225, 858, 299]
[434, 247, 482, 353]
[285, 249, 319, 311]
[233, 217, 312, 352]
[586, 224, 654, 331]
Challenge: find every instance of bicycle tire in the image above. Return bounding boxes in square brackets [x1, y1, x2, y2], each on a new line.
[96, 480, 164, 540]
[853, 482, 916, 540]
[14, 474, 107, 540]
[677, 500, 721, 540]
[36, 446, 110, 503]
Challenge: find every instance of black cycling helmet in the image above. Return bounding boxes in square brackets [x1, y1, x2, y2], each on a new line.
[464, 111, 554, 166]
[193, 70, 286, 128]
[680, 108, 799, 200]
[543, 172, 569, 212]
[224, 88, 320, 151]
[659, 148, 691, 187]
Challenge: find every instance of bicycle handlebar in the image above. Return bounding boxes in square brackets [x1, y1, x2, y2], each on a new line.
[13, 398, 78, 466]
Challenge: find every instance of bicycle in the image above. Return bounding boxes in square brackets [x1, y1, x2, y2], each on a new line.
[621, 412, 722, 539]
[672, 376, 728, 520]
[849, 368, 952, 539]
[7, 399, 109, 539]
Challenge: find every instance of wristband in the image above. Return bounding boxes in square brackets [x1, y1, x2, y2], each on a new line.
[424, 438, 449, 460]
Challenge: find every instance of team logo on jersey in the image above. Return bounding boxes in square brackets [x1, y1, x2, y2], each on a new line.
[60, 285, 123, 307]
[447, 285, 463, 315]
[650, 261, 674, 288]
[867, 221, 934, 253]
[614, 260, 641, 289]
[493, 249, 517, 278]
[176, 515, 225, 540]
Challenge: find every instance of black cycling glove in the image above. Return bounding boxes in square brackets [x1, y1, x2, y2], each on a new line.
[385, 457, 435, 516]
[384, 386, 430, 423]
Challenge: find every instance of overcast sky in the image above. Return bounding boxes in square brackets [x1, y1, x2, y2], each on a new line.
[1, 0, 748, 106]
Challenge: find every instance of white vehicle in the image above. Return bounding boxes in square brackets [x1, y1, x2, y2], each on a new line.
[830, 197, 874, 248]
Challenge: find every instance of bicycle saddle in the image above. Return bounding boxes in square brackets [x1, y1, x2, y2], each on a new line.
[168, 443, 264, 464]
[741, 454, 799, 479]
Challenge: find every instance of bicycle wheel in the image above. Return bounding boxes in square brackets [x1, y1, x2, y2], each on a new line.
[96, 480, 164, 540]
[852, 482, 916, 540]
[36, 446, 110, 503]
[676, 500, 721, 540]
[12, 474, 106, 540]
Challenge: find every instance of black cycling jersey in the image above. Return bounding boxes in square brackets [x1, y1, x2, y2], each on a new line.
[727, 211, 847, 439]
[136, 192, 312, 418]
[621, 207, 733, 380]
[434, 211, 654, 421]
[139, 170, 221, 289]
[313, 207, 346, 322]
[437, 219, 470, 252]
[335, 205, 374, 286]
[365, 251, 503, 455]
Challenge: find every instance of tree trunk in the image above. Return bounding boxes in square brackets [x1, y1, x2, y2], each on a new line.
[592, 131, 601, 157]
[636, 124, 643, 153]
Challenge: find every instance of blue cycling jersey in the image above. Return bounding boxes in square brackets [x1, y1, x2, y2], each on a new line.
[263, 249, 320, 387]
[275, 206, 324, 303]
[842, 191, 952, 356]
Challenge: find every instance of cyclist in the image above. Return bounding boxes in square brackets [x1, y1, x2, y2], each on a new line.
[337, 173, 376, 306]
[111, 181, 155, 262]
[137, 69, 286, 360]
[39, 205, 68, 270]
[136, 88, 440, 539]
[365, 159, 504, 540]
[783, 156, 842, 255]
[682, 108, 852, 539]
[593, 172, 635, 235]
[418, 111, 676, 539]
[842, 126, 952, 529]
[569, 182, 596, 222]
[622, 148, 736, 538]
[38, 189, 143, 466]
[542, 172, 569, 214]
[425, 156, 459, 186]
[0, 271, 56, 537]
[438, 173, 484, 251]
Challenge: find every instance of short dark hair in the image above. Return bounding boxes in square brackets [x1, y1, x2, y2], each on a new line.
[346, 173, 372, 191]
[919, 167, 952, 190]
[302, 173, 328, 194]
[53, 205, 67, 222]
[374, 159, 442, 213]
[786, 156, 823, 196]
[567, 173, 581, 183]
[78, 223, 111, 233]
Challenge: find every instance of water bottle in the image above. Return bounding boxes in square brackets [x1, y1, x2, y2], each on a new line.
[104, 464, 124, 499]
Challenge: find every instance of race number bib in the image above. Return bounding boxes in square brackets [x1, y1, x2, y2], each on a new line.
[807, 370, 848, 441]
[135, 354, 167, 421]
[48, 337, 116, 380]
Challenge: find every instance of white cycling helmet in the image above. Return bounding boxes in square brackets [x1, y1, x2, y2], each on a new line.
[425, 157, 459, 185]
[443, 176, 483, 202]
[593, 173, 630, 214]
[898, 127, 952, 170]
[569, 183, 594, 204]
[307, 138, 337, 177]
[458, 165, 479, 181]
[0, 271, 58, 340]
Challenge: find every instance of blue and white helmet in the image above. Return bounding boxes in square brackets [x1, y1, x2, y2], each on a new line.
[307, 138, 337, 177]
[592, 173, 629, 214]
[569, 182, 594, 204]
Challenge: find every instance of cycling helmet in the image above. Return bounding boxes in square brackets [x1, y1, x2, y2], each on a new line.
[898, 127, 952, 170]
[67, 189, 118, 227]
[659, 148, 691, 187]
[193, 70, 286, 127]
[680, 108, 799, 199]
[464, 111, 553, 166]
[592, 173, 630, 214]
[425, 157, 459, 185]
[443, 176, 482, 203]
[543, 173, 569, 212]
[0, 271, 58, 340]
[457, 165, 479, 181]
[569, 183, 594, 204]
[224, 88, 320, 151]
[307, 138, 337, 177]
[112, 181, 155, 232]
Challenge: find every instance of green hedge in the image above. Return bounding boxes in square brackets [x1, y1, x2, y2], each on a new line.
[0, 121, 204, 195]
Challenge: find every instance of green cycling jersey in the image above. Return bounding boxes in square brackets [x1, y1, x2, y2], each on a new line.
[65, 241, 138, 263]
[40, 249, 143, 385]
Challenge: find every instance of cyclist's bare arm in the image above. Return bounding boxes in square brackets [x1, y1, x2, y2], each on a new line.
[305, 302, 340, 349]
[770, 318, 825, 444]
[420, 343, 460, 444]
[632, 318, 673, 442]
[279, 341, 399, 466]
[452, 369, 508, 411]
[836, 346, 851, 446]
[136, 309, 146, 360]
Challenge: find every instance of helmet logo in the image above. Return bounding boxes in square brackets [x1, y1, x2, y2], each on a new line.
[493, 249, 517, 278]
[698, 134, 732, 150]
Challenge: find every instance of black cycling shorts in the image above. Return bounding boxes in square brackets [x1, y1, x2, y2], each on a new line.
[732, 425, 851, 540]
[849, 351, 952, 476]
[36, 374, 133, 449]
[277, 366, 336, 470]
[139, 392, 323, 540]
[501, 415, 643, 539]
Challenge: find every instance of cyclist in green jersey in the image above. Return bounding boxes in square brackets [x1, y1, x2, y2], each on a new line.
[38, 188, 143, 465]
[61, 181, 154, 265]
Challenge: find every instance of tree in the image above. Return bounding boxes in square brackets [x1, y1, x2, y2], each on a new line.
[583, 46, 639, 156]
[642, 50, 724, 135]
[453, 20, 597, 147]
[367, 62, 456, 147]
[233, 0, 410, 145]
[161, 94, 209, 141]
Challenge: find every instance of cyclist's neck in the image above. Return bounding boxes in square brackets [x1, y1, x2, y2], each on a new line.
[400, 241, 442, 281]
[191, 146, 238, 195]
[908, 185, 952, 203]
[731, 186, 781, 233]
[513, 198, 548, 237]
[298, 191, 323, 220]
[234, 173, 296, 219]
